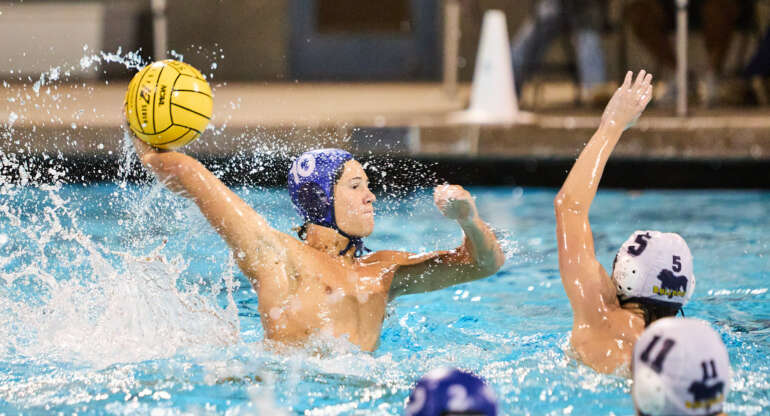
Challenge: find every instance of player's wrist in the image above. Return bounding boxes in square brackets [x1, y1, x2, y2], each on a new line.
[457, 210, 480, 228]
[598, 118, 627, 134]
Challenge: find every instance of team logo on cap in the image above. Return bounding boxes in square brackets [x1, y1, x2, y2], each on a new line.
[653, 268, 688, 298]
[290, 153, 316, 183]
[686, 360, 725, 410]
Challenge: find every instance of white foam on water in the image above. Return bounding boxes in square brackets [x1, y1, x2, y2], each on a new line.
[0, 156, 240, 371]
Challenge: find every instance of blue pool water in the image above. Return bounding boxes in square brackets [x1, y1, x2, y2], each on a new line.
[0, 176, 768, 415]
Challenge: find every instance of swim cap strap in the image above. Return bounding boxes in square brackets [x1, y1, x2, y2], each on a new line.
[338, 229, 371, 257]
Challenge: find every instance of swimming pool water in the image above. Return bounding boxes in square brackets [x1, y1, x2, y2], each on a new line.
[0, 179, 768, 415]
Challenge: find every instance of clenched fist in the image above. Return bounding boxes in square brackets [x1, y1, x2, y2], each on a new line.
[434, 184, 478, 223]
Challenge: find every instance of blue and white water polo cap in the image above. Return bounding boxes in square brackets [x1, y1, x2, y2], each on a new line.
[632, 318, 730, 415]
[405, 367, 497, 416]
[612, 231, 695, 308]
[287, 148, 353, 228]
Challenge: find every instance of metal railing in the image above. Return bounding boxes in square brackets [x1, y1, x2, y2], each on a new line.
[151, 0, 167, 61]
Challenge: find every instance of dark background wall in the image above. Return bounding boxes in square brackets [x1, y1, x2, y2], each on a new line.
[167, 0, 290, 81]
[10, 0, 765, 82]
[161, 0, 531, 82]
[7, 0, 533, 81]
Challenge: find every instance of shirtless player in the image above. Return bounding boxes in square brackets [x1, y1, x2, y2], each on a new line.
[554, 70, 696, 373]
[131, 141, 504, 351]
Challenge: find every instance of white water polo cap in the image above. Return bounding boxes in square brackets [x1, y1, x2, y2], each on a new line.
[612, 231, 695, 308]
[632, 318, 730, 415]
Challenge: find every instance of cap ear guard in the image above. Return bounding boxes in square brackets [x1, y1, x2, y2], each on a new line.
[633, 364, 667, 415]
[293, 182, 331, 225]
[612, 251, 646, 300]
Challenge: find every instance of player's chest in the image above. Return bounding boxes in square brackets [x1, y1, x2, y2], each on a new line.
[304, 262, 396, 298]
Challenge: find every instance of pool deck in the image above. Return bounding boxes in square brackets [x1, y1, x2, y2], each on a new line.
[2, 81, 770, 159]
[1, 81, 769, 187]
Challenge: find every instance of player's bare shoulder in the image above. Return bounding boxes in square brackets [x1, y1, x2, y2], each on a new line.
[571, 307, 645, 373]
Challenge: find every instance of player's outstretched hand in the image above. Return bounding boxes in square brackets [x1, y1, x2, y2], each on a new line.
[600, 70, 653, 131]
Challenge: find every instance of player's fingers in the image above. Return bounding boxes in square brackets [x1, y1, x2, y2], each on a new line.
[637, 73, 653, 95]
[622, 71, 633, 89]
[644, 73, 653, 87]
[633, 69, 647, 90]
[642, 84, 654, 106]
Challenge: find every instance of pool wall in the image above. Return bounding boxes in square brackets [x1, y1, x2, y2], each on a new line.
[4, 153, 769, 189]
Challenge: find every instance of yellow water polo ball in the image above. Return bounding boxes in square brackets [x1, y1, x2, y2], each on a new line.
[124, 60, 213, 149]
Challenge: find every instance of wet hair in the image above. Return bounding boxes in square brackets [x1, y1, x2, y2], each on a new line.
[619, 297, 682, 326]
[294, 160, 350, 240]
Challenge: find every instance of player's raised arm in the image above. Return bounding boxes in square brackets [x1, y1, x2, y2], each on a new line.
[554, 70, 653, 321]
[132, 137, 288, 281]
[388, 185, 505, 298]
[124, 60, 292, 282]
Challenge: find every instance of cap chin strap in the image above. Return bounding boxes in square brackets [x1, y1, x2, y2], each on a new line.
[326, 205, 370, 258]
[337, 229, 370, 257]
[311, 217, 370, 258]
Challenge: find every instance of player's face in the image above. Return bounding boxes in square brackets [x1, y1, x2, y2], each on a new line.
[333, 160, 376, 237]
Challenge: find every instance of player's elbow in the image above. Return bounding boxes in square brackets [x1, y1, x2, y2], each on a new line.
[554, 191, 584, 215]
[454, 235, 503, 276]
[554, 191, 570, 211]
[491, 247, 505, 272]
[483, 250, 505, 276]
[468, 244, 504, 277]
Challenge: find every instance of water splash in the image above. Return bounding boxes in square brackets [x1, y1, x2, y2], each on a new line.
[0, 170, 240, 370]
